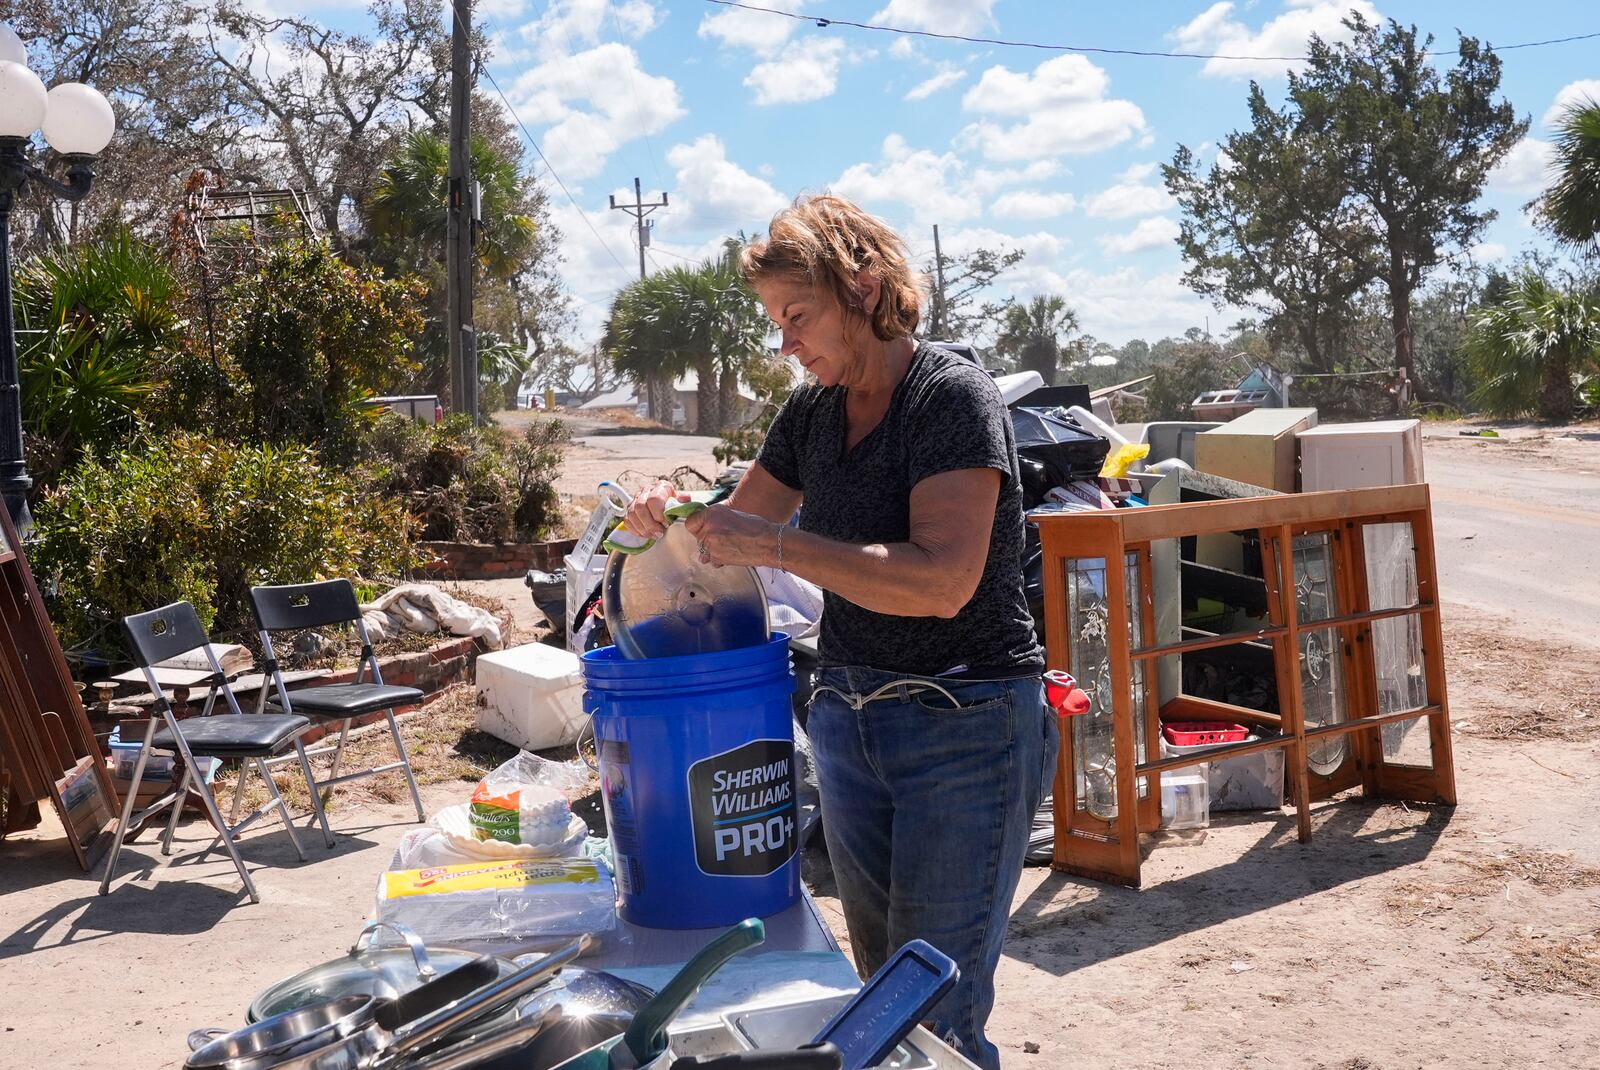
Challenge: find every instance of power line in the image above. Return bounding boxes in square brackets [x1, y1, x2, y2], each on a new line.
[703, 1, 1600, 61]
[604, 0, 670, 194]
[451, 0, 632, 278]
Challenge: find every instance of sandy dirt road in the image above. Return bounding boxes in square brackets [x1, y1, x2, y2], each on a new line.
[1424, 423, 1600, 651]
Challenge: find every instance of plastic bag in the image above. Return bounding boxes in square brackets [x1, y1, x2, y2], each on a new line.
[375, 857, 616, 943]
[468, 751, 593, 845]
[1099, 442, 1150, 478]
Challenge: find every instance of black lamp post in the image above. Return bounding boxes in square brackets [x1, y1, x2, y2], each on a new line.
[0, 30, 115, 533]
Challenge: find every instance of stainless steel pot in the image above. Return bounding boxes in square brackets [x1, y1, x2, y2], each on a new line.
[249, 922, 523, 1023]
[186, 996, 378, 1070]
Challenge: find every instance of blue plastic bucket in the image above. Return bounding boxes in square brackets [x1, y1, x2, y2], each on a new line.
[581, 634, 800, 929]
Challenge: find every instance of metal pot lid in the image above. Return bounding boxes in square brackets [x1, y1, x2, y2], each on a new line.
[603, 522, 769, 659]
[248, 922, 518, 1023]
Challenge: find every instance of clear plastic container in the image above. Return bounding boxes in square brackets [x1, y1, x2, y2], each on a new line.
[1160, 765, 1210, 829]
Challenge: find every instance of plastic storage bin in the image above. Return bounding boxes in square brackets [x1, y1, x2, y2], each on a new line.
[108, 725, 176, 781]
[1161, 766, 1210, 829]
[1162, 733, 1286, 811]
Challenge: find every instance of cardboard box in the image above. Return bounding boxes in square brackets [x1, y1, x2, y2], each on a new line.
[1193, 408, 1319, 492]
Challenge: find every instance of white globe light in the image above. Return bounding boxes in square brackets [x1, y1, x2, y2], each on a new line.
[42, 82, 115, 155]
[0, 61, 47, 139]
[0, 23, 26, 66]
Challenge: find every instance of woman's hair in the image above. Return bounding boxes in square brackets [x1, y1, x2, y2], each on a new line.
[740, 194, 924, 340]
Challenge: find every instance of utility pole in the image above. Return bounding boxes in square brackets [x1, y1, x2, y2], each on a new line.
[446, 0, 477, 421]
[609, 178, 668, 418]
[609, 177, 668, 281]
[931, 224, 948, 340]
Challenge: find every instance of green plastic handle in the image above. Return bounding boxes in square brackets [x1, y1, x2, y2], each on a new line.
[621, 918, 766, 1062]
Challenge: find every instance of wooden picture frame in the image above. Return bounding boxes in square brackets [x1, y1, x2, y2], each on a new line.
[0, 507, 119, 870]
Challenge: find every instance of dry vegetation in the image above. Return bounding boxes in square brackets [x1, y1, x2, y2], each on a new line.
[1385, 845, 1600, 922]
[1503, 930, 1600, 999]
[1445, 620, 1599, 742]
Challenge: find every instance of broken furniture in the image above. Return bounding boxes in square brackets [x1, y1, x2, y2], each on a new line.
[1036, 482, 1455, 887]
[250, 579, 427, 847]
[1192, 407, 1319, 492]
[0, 505, 119, 868]
[99, 601, 319, 904]
[1297, 419, 1424, 491]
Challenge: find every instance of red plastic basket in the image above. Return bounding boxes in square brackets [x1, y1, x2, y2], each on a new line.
[1162, 721, 1249, 747]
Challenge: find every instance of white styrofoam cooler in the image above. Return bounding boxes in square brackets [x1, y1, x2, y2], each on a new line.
[475, 642, 588, 751]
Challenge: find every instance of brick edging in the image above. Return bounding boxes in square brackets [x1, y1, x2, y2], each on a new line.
[415, 538, 578, 580]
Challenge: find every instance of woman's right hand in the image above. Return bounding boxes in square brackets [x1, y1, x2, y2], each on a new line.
[623, 479, 688, 540]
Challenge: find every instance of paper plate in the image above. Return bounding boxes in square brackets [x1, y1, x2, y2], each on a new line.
[603, 522, 769, 659]
[431, 802, 588, 859]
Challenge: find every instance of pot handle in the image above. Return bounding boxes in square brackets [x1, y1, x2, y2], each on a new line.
[186, 1029, 226, 1053]
[351, 920, 437, 980]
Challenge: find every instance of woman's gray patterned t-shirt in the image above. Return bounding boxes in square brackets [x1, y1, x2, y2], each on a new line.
[757, 343, 1043, 677]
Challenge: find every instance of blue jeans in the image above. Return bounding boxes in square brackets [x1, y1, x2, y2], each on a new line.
[807, 666, 1058, 1070]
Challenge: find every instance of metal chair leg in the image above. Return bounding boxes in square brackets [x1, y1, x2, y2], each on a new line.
[321, 718, 352, 808]
[160, 763, 193, 856]
[162, 713, 260, 903]
[99, 720, 157, 895]
[230, 759, 249, 826]
[256, 757, 306, 862]
[385, 708, 427, 823]
[291, 736, 335, 848]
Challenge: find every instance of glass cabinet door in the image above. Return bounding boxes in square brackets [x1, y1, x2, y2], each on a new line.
[1292, 532, 1349, 776]
[1065, 553, 1147, 820]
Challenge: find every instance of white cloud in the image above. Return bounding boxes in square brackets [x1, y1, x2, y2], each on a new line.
[1058, 267, 1219, 342]
[957, 55, 1146, 160]
[904, 68, 966, 102]
[1471, 241, 1508, 263]
[872, 0, 997, 36]
[520, 0, 660, 58]
[1169, 0, 1380, 80]
[833, 134, 982, 227]
[829, 142, 1069, 229]
[970, 161, 1061, 197]
[991, 190, 1078, 219]
[1098, 217, 1181, 256]
[1487, 137, 1553, 195]
[664, 135, 789, 231]
[745, 37, 849, 105]
[1544, 80, 1600, 127]
[698, 0, 804, 56]
[1084, 163, 1174, 219]
[504, 43, 684, 179]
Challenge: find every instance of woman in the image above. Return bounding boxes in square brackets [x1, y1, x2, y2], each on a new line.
[624, 194, 1056, 1070]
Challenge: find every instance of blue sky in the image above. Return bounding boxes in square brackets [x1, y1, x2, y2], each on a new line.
[311, 0, 1599, 348]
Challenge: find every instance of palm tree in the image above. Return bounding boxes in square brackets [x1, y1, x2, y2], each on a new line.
[1464, 273, 1600, 422]
[1540, 98, 1600, 255]
[365, 130, 538, 281]
[994, 294, 1080, 385]
[14, 232, 180, 487]
[601, 243, 769, 434]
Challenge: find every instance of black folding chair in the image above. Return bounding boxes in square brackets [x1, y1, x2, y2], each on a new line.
[100, 602, 317, 904]
[249, 580, 426, 847]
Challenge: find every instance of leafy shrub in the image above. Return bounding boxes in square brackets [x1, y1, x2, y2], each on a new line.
[13, 231, 182, 488]
[32, 434, 421, 656]
[220, 237, 426, 462]
[361, 414, 568, 542]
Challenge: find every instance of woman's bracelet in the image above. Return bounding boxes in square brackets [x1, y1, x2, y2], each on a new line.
[775, 522, 786, 572]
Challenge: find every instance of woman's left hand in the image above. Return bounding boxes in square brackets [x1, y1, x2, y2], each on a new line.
[683, 504, 776, 569]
